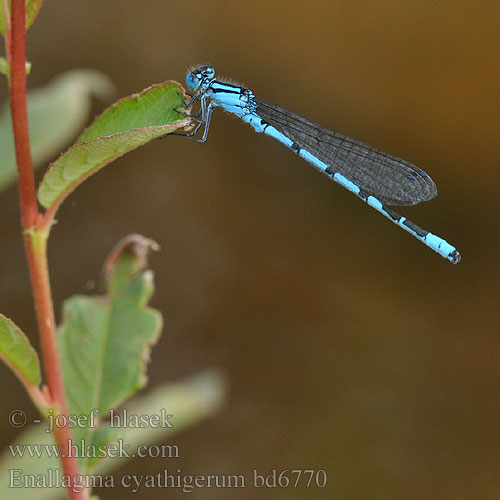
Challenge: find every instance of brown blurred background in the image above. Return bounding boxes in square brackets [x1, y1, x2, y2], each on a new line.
[1, 1, 499, 498]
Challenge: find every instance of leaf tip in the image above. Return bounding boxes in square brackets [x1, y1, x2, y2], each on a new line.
[103, 234, 159, 292]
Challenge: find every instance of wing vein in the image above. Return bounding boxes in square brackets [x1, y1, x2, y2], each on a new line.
[255, 98, 437, 206]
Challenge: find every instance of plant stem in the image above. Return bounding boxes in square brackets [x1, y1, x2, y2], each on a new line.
[8, 2, 37, 227]
[7, 2, 87, 499]
[28, 227, 87, 500]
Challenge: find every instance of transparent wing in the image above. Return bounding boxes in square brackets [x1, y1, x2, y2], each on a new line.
[255, 98, 437, 206]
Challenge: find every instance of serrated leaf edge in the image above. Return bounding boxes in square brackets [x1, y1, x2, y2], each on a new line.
[38, 119, 190, 211]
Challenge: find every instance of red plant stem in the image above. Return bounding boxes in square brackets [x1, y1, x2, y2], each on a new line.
[30, 231, 87, 500]
[8, 2, 87, 499]
[8, 0, 37, 227]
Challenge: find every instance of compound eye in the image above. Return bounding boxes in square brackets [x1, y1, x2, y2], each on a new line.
[185, 72, 201, 90]
[200, 65, 215, 79]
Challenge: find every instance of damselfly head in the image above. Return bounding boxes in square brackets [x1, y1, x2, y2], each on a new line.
[186, 65, 216, 90]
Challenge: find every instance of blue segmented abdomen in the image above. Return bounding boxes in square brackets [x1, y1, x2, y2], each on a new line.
[247, 99, 459, 262]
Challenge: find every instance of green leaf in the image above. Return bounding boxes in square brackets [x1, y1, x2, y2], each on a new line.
[0, 69, 114, 192]
[0, 0, 44, 34]
[0, 313, 41, 386]
[92, 371, 228, 473]
[25, 0, 43, 29]
[103, 233, 160, 294]
[37, 81, 192, 211]
[57, 235, 162, 469]
[0, 371, 227, 499]
[0, 57, 8, 76]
